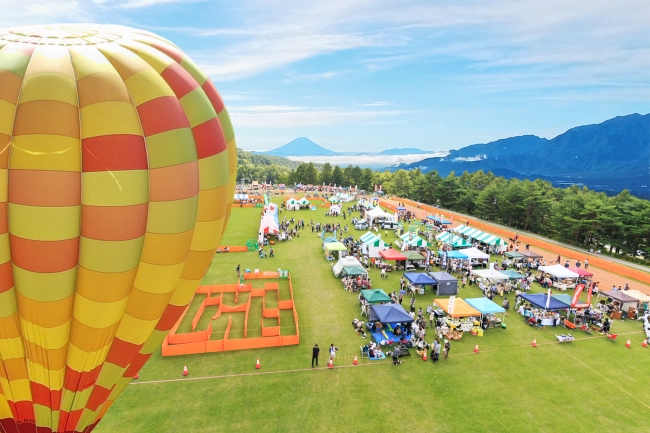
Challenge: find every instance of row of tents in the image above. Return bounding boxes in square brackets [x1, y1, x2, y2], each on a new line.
[363, 294, 506, 322]
[286, 197, 310, 210]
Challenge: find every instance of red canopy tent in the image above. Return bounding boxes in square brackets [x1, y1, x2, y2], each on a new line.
[379, 248, 407, 261]
[568, 267, 593, 277]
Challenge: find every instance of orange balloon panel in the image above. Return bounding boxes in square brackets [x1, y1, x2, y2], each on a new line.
[0, 25, 236, 433]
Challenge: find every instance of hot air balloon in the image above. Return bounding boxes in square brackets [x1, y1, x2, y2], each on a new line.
[0, 24, 236, 433]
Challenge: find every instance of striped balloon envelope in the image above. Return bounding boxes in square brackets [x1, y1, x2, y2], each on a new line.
[0, 24, 236, 433]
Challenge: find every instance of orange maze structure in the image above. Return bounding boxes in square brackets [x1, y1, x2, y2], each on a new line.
[162, 271, 299, 356]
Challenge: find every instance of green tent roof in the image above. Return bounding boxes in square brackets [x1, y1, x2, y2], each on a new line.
[403, 251, 426, 261]
[343, 266, 367, 276]
[360, 289, 391, 304]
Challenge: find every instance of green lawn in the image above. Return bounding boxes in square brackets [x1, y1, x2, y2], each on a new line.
[97, 199, 650, 433]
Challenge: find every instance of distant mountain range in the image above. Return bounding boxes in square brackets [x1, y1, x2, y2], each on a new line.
[394, 113, 650, 198]
[254, 137, 429, 157]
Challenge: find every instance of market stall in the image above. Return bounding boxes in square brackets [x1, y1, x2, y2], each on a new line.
[436, 231, 471, 248]
[332, 256, 364, 277]
[324, 241, 347, 259]
[500, 269, 525, 280]
[568, 267, 593, 279]
[360, 232, 389, 258]
[471, 268, 509, 281]
[538, 265, 579, 291]
[465, 297, 506, 328]
[597, 290, 639, 319]
[403, 272, 437, 294]
[368, 304, 414, 345]
[434, 297, 481, 337]
[518, 292, 570, 326]
[286, 197, 300, 210]
[360, 289, 391, 304]
[428, 271, 458, 295]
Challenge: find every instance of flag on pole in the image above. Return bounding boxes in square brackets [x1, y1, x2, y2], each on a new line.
[546, 289, 552, 309]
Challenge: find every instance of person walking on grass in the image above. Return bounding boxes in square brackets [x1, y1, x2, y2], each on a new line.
[329, 344, 338, 361]
[444, 339, 451, 359]
[312, 344, 320, 367]
[236, 264, 241, 277]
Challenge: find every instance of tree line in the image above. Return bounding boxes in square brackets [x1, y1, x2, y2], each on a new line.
[238, 155, 650, 265]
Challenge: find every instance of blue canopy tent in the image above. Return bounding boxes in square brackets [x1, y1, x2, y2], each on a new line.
[403, 273, 437, 286]
[519, 293, 570, 311]
[323, 237, 338, 243]
[466, 297, 507, 327]
[369, 304, 414, 324]
[438, 250, 468, 259]
[427, 215, 452, 225]
[465, 298, 506, 314]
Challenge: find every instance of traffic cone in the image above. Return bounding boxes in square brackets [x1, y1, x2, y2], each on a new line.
[422, 351, 427, 361]
[532, 339, 537, 348]
[473, 344, 479, 353]
[642, 339, 647, 348]
[625, 340, 631, 348]
[255, 359, 260, 369]
[353, 356, 358, 365]
[182, 365, 188, 376]
[133, 373, 139, 380]
[328, 359, 334, 369]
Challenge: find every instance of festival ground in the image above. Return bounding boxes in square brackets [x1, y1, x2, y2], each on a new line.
[97, 198, 649, 433]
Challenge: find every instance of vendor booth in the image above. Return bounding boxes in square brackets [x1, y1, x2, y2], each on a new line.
[368, 304, 414, 345]
[538, 265, 579, 291]
[366, 206, 392, 224]
[436, 231, 471, 248]
[360, 232, 389, 258]
[452, 224, 507, 248]
[568, 267, 593, 278]
[286, 197, 300, 210]
[459, 247, 490, 260]
[438, 250, 468, 259]
[500, 269, 525, 280]
[598, 290, 639, 318]
[403, 272, 437, 294]
[324, 241, 347, 259]
[428, 271, 458, 295]
[465, 297, 506, 328]
[518, 292, 570, 326]
[625, 290, 650, 303]
[434, 298, 481, 318]
[330, 204, 342, 215]
[360, 289, 391, 304]
[379, 248, 407, 261]
[505, 251, 524, 260]
[471, 268, 509, 281]
[332, 256, 364, 277]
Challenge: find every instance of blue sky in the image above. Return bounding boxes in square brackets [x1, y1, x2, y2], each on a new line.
[6, 0, 650, 152]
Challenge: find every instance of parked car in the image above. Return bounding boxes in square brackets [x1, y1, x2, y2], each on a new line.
[381, 221, 401, 230]
[355, 219, 369, 230]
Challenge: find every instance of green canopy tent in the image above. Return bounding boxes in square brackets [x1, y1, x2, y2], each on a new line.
[505, 251, 524, 259]
[403, 251, 426, 261]
[360, 289, 391, 304]
[342, 266, 368, 277]
[500, 269, 525, 280]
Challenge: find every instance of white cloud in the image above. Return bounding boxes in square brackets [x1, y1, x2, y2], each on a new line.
[361, 101, 390, 107]
[228, 104, 410, 128]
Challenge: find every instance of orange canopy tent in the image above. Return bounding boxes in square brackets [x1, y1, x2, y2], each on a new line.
[434, 298, 481, 318]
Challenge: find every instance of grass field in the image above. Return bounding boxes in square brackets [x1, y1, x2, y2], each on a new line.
[96, 199, 650, 433]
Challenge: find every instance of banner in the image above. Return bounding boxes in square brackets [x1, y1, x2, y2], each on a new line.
[545, 289, 552, 309]
[571, 284, 585, 308]
[448, 296, 456, 314]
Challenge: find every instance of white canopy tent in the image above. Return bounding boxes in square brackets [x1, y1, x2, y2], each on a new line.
[330, 204, 342, 214]
[286, 197, 300, 210]
[538, 265, 580, 279]
[332, 256, 364, 277]
[365, 206, 391, 223]
[460, 247, 490, 260]
[359, 232, 389, 258]
[471, 268, 509, 280]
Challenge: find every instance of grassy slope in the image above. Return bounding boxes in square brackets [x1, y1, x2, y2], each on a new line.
[97, 200, 650, 433]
